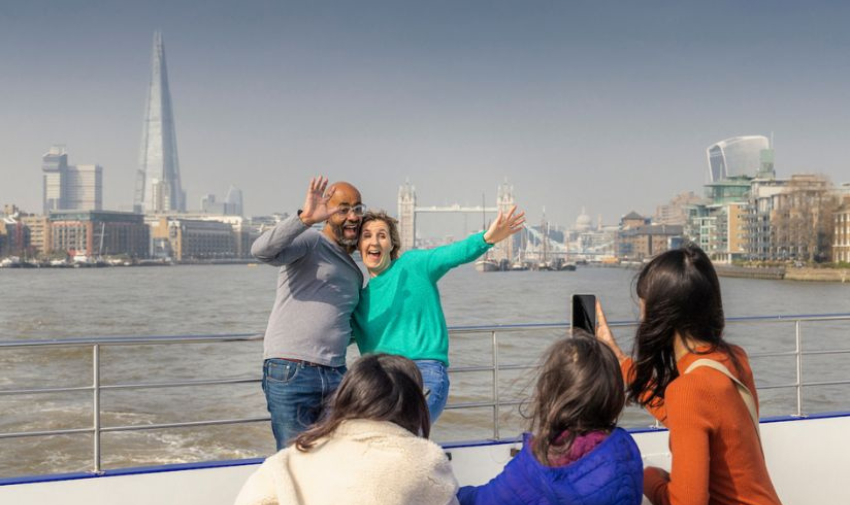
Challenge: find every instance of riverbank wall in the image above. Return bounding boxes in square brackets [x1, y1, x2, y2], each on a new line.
[714, 265, 850, 282]
[714, 265, 785, 280]
[784, 267, 850, 283]
[589, 262, 850, 283]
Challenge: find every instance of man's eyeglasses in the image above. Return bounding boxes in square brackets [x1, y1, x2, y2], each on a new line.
[337, 204, 367, 217]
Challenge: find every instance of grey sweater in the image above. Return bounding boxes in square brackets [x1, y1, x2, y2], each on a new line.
[251, 215, 363, 366]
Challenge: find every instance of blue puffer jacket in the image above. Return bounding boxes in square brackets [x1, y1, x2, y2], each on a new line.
[457, 428, 643, 505]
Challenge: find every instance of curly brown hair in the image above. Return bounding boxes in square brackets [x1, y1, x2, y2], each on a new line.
[360, 210, 402, 260]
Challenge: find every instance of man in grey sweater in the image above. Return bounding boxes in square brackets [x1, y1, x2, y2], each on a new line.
[252, 176, 364, 449]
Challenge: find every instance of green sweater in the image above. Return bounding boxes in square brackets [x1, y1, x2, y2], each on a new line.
[352, 232, 493, 366]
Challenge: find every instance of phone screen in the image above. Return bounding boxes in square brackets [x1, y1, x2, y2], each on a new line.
[571, 294, 596, 334]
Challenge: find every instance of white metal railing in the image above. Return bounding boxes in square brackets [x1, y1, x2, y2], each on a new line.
[1, 314, 850, 474]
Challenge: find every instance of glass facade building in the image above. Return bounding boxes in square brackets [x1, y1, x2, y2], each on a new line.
[42, 146, 103, 213]
[42, 146, 68, 213]
[134, 31, 186, 214]
[706, 136, 770, 182]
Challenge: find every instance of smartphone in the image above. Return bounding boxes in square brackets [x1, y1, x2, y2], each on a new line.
[571, 294, 596, 334]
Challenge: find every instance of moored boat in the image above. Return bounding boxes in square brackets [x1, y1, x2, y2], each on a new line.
[509, 259, 529, 271]
[0, 257, 21, 268]
[474, 258, 499, 272]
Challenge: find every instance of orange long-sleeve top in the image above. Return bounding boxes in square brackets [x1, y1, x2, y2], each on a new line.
[622, 345, 782, 505]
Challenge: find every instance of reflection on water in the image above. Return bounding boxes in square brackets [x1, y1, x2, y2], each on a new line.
[1, 265, 849, 477]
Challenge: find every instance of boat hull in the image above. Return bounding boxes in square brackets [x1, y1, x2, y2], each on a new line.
[474, 260, 499, 272]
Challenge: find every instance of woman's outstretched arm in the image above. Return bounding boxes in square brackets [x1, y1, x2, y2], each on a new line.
[424, 206, 525, 281]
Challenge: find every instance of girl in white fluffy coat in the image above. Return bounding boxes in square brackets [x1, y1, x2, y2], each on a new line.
[234, 354, 459, 505]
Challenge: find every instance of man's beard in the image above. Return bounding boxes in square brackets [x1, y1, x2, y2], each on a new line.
[330, 220, 359, 247]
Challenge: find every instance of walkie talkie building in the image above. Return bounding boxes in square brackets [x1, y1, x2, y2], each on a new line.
[706, 136, 769, 182]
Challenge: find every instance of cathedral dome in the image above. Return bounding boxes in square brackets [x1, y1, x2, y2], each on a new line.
[575, 207, 592, 232]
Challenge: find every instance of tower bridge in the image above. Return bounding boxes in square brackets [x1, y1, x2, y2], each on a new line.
[414, 204, 499, 213]
[397, 181, 515, 262]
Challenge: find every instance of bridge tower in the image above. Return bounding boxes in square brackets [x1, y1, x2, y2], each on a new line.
[493, 180, 515, 262]
[398, 181, 416, 252]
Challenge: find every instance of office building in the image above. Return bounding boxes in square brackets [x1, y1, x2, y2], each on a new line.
[21, 215, 51, 256]
[619, 224, 683, 260]
[149, 217, 236, 261]
[687, 202, 747, 264]
[706, 136, 770, 182]
[49, 211, 149, 259]
[617, 212, 682, 260]
[0, 216, 30, 257]
[41, 146, 103, 212]
[224, 185, 243, 216]
[200, 194, 223, 214]
[200, 185, 244, 216]
[769, 174, 837, 262]
[134, 31, 186, 213]
[744, 178, 788, 261]
[65, 164, 103, 211]
[42, 146, 68, 213]
[655, 192, 706, 226]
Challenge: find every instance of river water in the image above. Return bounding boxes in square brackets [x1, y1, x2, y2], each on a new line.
[1, 264, 849, 477]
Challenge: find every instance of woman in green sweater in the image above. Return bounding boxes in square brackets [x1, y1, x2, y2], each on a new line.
[352, 207, 524, 423]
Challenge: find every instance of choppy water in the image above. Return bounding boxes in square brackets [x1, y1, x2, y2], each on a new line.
[1, 264, 849, 478]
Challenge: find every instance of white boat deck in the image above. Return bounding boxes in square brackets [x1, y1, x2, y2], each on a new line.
[2, 412, 848, 505]
[3, 314, 850, 504]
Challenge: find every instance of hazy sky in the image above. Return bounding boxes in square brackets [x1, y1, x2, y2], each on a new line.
[2, 1, 849, 237]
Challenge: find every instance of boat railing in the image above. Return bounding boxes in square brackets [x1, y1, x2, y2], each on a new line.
[1, 313, 850, 475]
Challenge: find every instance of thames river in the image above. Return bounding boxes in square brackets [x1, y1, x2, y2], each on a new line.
[1, 264, 849, 477]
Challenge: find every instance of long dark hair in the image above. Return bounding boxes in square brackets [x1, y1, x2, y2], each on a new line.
[527, 330, 625, 465]
[627, 244, 736, 408]
[294, 354, 430, 451]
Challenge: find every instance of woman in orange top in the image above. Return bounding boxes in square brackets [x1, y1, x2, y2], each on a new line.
[596, 245, 782, 505]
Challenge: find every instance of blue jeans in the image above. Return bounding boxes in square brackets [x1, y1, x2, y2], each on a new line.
[415, 360, 450, 425]
[262, 358, 346, 450]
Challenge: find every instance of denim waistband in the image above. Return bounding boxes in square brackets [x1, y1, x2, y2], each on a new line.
[265, 357, 345, 369]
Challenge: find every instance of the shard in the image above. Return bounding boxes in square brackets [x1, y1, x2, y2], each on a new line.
[134, 31, 186, 213]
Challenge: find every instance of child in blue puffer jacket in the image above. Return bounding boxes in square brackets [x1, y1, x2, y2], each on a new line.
[457, 330, 643, 505]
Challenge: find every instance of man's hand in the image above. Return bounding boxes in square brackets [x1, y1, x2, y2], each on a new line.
[299, 176, 338, 226]
[483, 205, 526, 245]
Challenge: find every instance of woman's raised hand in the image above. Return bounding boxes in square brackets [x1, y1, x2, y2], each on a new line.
[299, 176, 338, 226]
[483, 205, 526, 245]
[596, 299, 628, 364]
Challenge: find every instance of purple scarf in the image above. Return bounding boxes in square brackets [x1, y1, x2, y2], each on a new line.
[547, 430, 609, 466]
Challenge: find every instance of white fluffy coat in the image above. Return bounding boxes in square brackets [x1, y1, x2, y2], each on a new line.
[235, 419, 459, 505]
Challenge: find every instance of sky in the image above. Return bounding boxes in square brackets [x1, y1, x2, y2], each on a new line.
[2, 1, 850, 238]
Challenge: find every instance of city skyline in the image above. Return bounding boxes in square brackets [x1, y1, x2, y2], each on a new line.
[2, 1, 850, 237]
